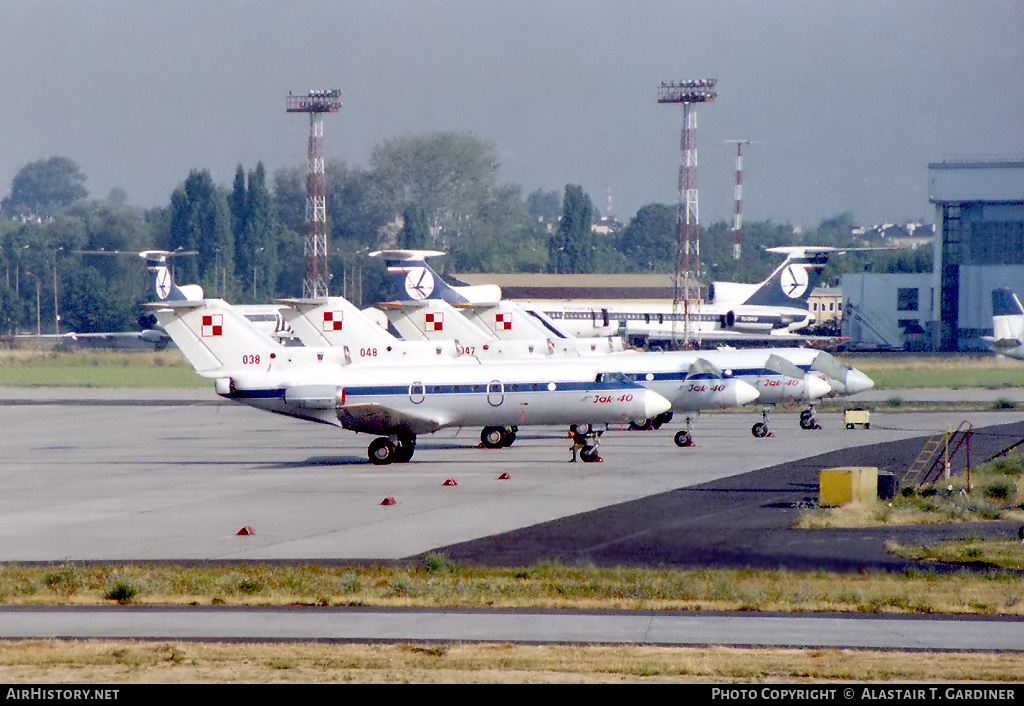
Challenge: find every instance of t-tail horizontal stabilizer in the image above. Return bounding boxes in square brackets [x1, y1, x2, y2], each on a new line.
[141, 250, 203, 302]
[371, 249, 502, 305]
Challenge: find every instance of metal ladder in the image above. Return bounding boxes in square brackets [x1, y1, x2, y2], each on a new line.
[903, 421, 973, 490]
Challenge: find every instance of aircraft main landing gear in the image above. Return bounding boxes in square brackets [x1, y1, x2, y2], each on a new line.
[368, 434, 416, 465]
[799, 408, 821, 430]
[629, 411, 674, 431]
[480, 426, 517, 449]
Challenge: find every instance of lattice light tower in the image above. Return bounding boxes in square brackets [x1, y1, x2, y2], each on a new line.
[658, 78, 716, 346]
[287, 89, 342, 298]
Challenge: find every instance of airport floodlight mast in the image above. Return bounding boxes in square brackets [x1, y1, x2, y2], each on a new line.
[287, 89, 342, 298]
[658, 78, 716, 347]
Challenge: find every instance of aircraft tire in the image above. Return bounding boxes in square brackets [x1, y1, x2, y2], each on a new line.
[751, 422, 769, 438]
[799, 416, 818, 430]
[393, 437, 415, 463]
[674, 430, 693, 447]
[580, 446, 599, 463]
[480, 426, 506, 449]
[501, 427, 517, 447]
[368, 438, 395, 465]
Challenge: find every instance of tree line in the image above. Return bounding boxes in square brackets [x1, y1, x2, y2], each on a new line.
[0, 135, 931, 336]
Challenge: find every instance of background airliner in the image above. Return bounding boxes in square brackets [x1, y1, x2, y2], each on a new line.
[372, 247, 841, 345]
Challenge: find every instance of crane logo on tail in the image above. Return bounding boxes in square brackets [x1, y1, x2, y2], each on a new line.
[404, 267, 435, 300]
[780, 264, 810, 299]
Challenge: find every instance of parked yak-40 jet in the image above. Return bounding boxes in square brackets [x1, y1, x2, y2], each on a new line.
[278, 294, 763, 448]
[370, 250, 873, 439]
[149, 297, 674, 465]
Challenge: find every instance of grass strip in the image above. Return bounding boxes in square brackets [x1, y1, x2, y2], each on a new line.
[0, 640, 1021, 683]
[3, 559, 1022, 616]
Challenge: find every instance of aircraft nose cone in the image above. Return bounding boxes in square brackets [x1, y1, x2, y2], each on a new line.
[644, 388, 673, 418]
[844, 369, 875, 395]
[733, 379, 760, 406]
[805, 374, 833, 400]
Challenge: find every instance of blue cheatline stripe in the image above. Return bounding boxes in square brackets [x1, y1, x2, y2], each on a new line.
[221, 388, 286, 400]
[222, 378, 658, 401]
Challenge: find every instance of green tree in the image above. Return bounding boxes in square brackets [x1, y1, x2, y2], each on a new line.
[548, 185, 595, 273]
[229, 165, 247, 247]
[165, 170, 234, 296]
[60, 267, 135, 334]
[616, 203, 677, 272]
[526, 189, 562, 226]
[2, 157, 89, 218]
[0, 283, 22, 335]
[399, 204, 430, 250]
[237, 163, 277, 302]
[370, 131, 499, 250]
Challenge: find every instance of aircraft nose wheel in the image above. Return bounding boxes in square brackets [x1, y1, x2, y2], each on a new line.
[674, 430, 693, 447]
[751, 422, 771, 438]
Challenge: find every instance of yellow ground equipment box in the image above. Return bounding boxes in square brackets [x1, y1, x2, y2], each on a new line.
[844, 408, 870, 429]
[819, 466, 879, 507]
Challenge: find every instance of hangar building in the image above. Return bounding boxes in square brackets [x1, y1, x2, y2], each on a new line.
[844, 159, 1024, 351]
[929, 159, 1024, 351]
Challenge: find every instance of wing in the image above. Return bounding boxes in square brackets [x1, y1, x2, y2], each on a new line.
[337, 403, 444, 436]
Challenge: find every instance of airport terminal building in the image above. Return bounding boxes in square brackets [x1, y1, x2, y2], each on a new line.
[843, 159, 1024, 351]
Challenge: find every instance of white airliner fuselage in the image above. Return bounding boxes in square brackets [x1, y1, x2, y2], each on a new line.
[152, 298, 673, 464]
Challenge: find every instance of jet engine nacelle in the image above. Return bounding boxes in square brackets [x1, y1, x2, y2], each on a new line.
[708, 281, 757, 305]
[284, 384, 346, 410]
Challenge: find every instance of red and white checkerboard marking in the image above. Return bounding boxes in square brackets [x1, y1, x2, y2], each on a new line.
[495, 312, 512, 331]
[322, 311, 343, 332]
[201, 314, 223, 337]
[425, 312, 444, 331]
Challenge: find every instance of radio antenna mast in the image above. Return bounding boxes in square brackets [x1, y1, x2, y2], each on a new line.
[658, 78, 716, 347]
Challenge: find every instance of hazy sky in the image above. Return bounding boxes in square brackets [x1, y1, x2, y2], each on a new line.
[2, 1, 1022, 229]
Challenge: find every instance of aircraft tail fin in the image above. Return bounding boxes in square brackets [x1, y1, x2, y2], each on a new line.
[727, 247, 830, 307]
[370, 249, 502, 304]
[378, 299, 493, 344]
[277, 297, 397, 348]
[141, 250, 203, 302]
[148, 299, 281, 377]
[992, 287, 1024, 344]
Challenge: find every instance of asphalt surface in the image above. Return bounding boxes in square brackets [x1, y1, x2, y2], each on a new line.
[1, 386, 1020, 570]
[427, 418, 1024, 572]
[2, 388, 1023, 650]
